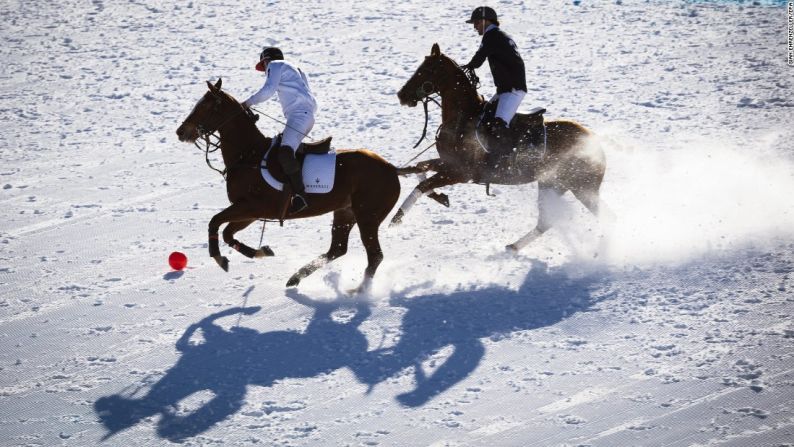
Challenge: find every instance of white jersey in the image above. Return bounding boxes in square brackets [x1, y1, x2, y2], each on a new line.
[243, 60, 317, 117]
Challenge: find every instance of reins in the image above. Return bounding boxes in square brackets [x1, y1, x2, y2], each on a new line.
[193, 104, 301, 179]
[403, 64, 480, 167]
[194, 131, 227, 177]
[412, 94, 442, 149]
[192, 107, 248, 178]
[248, 105, 317, 143]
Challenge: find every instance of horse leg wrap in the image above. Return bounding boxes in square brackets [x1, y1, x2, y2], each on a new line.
[402, 189, 425, 211]
[209, 233, 221, 257]
[231, 239, 257, 259]
[507, 228, 544, 252]
[390, 189, 427, 226]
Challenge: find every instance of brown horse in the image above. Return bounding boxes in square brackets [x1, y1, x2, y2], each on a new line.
[176, 79, 400, 291]
[394, 44, 607, 251]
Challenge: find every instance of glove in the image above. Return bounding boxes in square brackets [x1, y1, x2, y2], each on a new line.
[244, 106, 259, 122]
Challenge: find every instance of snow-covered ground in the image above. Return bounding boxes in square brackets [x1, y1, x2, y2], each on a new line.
[1, 1, 793, 445]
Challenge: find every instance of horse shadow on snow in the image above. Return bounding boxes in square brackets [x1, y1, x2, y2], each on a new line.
[94, 260, 608, 441]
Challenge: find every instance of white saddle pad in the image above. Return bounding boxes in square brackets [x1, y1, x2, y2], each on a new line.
[260, 147, 337, 194]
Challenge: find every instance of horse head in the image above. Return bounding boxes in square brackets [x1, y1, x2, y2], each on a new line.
[176, 78, 244, 143]
[397, 43, 467, 107]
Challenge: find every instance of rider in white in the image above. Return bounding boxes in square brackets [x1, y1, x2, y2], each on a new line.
[242, 46, 317, 214]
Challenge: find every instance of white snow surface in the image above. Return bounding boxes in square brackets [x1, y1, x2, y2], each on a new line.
[1, 1, 793, 446]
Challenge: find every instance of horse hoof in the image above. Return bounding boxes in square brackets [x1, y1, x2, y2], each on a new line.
[428, 192, 450, 208]
[348, 278, 373, 296]
[214, 256, 229, 272]
[255, 246, 275, 258]
[390, 210, 405, 227]
[286, 275, 300, 288]
[505, 244, 518, 253]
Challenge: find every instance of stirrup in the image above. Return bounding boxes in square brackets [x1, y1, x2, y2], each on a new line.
[289, 194, 308, 214]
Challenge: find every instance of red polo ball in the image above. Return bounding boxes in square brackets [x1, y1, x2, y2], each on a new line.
[169, 251, 188, 271]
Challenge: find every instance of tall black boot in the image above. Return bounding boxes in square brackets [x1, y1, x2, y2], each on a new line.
[485, 118, 512, 170]
[276, 145, 309, 214]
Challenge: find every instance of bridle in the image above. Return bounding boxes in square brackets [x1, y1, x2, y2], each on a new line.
[409, 58, 480, 150]
[185, 94, 245, 178]
[409, 59, 443, 150]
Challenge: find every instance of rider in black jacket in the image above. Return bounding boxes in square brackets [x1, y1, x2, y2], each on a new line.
[461, 7, 528, 169]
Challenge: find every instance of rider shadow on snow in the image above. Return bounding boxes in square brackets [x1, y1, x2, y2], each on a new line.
[94, 261, 607, 441]
[359, 260, 607, 406]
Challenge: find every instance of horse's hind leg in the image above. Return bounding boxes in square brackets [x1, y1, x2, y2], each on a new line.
[570, 185, 616, 259]
[222, 219, 275, 259]
[349, 220, 383, 295]
[286, 207, 356, 287]
[506, 184, 565, 252]
[348, 171, 400, 294]
[571, 185, 615, 224]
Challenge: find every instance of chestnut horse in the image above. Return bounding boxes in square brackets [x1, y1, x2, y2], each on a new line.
[176, 79, 400, 291]
[394, 44, 607, 251]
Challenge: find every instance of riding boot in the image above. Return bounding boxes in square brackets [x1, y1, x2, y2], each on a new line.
[485, 118, 512, 170]
[276, 145, 309, 214]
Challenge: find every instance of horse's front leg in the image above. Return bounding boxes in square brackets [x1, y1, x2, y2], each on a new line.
[208, 201, 263, 271]
[390, 170, 468, 226]
[396, 159, 450, 208]
[506, 184, 564, 252]
[396, 158, 443, 176]
[222, 220, 276, 259]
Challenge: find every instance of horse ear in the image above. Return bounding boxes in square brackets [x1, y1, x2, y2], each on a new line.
[431, 43, 441, 56]
[207, 78, 222, 93]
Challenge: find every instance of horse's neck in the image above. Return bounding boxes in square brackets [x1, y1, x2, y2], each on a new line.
[439, 73, 481, 126]
[219, 120, 265, 165]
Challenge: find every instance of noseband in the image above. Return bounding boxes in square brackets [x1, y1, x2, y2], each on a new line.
[416, 80, 437, 99]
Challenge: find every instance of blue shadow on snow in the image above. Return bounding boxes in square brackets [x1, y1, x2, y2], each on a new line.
[94, 260, 609, 441]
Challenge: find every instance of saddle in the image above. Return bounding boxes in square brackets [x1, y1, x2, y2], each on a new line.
[297, 136, 333, 155]
[264, 135, 333, 183]
[475, 104, 547, 185]
[260, 135, 337, 196]
[479, 102, 547, 157]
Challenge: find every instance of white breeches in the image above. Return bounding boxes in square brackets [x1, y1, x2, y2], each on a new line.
[281, 110, 315, 151]
[490, 89, 526, 126]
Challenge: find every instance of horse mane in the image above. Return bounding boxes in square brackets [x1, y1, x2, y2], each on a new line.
[436, 52, 484, 108]
[214, 87, 272, 148]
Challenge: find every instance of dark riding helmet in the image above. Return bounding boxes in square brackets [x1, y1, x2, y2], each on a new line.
[466, 6, 499, 26]
[255, 46, 284, 71]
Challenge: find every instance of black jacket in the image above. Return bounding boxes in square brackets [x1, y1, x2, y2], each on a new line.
[466, 26, 527, 94]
